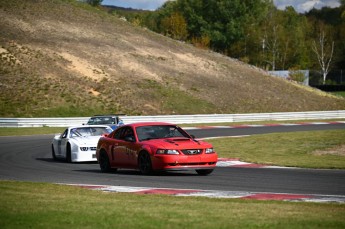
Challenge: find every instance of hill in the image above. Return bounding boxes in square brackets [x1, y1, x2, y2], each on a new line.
[0, 0, 344, 117]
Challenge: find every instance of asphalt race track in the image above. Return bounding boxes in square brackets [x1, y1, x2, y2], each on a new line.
[0, 123, 345, 197]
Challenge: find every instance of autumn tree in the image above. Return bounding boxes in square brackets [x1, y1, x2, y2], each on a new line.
[160, 12, 188, 40]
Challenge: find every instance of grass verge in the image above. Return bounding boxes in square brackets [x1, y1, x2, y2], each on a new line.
[0, 127, 65, 136]
[331, 91, 345, 98]
[208, 129, 345, 169]
[0, 119, 344, 136]
[180, 119, 345, 127]
[0, 180, 344, 229]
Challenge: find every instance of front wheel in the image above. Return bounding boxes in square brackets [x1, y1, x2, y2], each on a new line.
[66, 144, 72, 163]
[52, 145, 57, 160]
[196, 169, 214, 176]
[138, 152, 153, 175]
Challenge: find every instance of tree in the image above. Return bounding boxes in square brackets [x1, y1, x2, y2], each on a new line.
[86, 0, 103, 7]
[312, 29, 335, 84]
[160, 12, 188, 40]
[140, 0, 342, 74]
[260, 8, 284, 71]
[280, 7, 310, 70]
[157, 0, 273, 52]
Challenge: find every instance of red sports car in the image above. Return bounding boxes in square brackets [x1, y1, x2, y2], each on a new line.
[96, 122, 218, 175]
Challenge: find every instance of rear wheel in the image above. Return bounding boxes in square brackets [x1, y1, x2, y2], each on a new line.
[138, 152, 152, 175]
[99, 151, 112, 173]
[196, 169, 214, 176]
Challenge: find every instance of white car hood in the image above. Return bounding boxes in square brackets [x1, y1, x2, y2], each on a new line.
[71, 136, 101, 146]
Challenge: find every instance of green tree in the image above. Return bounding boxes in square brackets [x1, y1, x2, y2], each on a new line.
[259, 8, 285, 70]
[157, 0, 273, 53]
[137, 0, 342, 75]
[280, 7, 309, 69]
[86, 0, 103, 7]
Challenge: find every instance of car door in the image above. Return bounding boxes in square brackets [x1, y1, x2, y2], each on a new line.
[57, 129, 68, 158]
[119, 127, 139, 168]
[109, 127, 132, 167]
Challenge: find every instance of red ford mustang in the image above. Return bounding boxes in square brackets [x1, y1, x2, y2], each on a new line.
[96, 122, 218, 175]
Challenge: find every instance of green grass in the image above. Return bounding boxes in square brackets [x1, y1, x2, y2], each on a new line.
[0, 127, 65, 136]
[208, 129, 345, 169]
[180, 119, 345, 127]
[331, 91, 345, 98]
[0, 180, 344, 229]
[137, 79, 218, 114]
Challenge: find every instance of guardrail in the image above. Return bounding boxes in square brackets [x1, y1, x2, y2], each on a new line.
[0, 110, 344, 127]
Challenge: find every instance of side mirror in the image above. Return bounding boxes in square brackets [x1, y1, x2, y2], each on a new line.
[190, 135, 196, 139]
[54, 134, 61, 139]
[102, 134, 109, 138]
[125, 136, 135, 142]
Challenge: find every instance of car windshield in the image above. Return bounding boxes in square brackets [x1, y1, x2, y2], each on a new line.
[136, 125, 190, 141]
[70, 127, 112, 137]
[87, 117, 115, 125]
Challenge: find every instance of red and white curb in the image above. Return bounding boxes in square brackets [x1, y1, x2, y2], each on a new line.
[65, 184, 345, 204]
[216, 158, 291, 169]
[184, 121, 345, 130]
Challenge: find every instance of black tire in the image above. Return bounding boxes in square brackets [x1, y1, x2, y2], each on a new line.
[138, 152, 153, 175]
[52, 145, 57, 160]
[196, 169, 214, 176]
[66, 144, 72, 163]
[99, 151, 112, 173]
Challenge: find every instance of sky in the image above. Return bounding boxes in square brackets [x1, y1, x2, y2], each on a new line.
[274, 0, 340, 12]
[102, 0, 341, 13]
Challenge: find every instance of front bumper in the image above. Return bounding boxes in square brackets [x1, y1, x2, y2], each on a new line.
[72, 149, 97, 162]
[151, 154, 218, 170]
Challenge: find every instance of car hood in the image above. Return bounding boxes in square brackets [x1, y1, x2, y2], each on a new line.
[71, 136, 101, 146]
[145, 138, 212, 149]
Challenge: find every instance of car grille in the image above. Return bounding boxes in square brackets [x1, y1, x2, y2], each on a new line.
[181, 149, 202, 155]
[90, 147, 97, 151]
[168, 162, 216, 166]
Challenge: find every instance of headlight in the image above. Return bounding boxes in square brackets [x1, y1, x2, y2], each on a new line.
[80, 147, 89, 151]
[205, 148, 214, 154]
[156, 149, 179, 155]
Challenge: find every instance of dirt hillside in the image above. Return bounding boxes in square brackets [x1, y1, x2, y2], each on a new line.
[0, 0, 344, 117]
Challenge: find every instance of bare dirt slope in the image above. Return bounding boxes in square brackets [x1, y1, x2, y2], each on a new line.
[0, 0, 344, 117]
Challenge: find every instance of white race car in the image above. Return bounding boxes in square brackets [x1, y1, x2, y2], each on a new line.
[51, 125, 113, 162]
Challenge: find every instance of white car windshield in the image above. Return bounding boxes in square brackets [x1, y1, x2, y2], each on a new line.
[87, 117, 116, 125]
[70, 127, 112, 137]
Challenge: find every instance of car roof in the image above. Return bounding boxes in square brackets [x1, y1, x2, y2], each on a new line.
[67, 125, 112, 129]
[124, 122, 176, 128]
[89, 114, 124, 117]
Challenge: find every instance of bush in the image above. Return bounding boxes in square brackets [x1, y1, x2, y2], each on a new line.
[289, 70, 305, 83]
